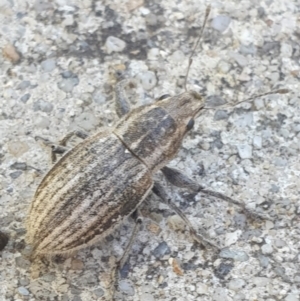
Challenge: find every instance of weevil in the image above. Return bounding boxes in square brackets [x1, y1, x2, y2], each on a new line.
[25, 5, 288, 298]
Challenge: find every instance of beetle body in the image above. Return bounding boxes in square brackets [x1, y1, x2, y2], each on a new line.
[26, 91, 204, 257]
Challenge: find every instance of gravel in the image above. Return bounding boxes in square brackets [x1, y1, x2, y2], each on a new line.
[0, 0, 298, 301]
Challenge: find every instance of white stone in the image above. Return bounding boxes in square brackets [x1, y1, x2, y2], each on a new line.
[196, 283, 208, 295]
[237, 144, 253, 159]
[211, 15, 231, 32]
[225, 230, 242, 247]
[261, 243, 274, 255]
[228, 278, 246, 291]
[253, 136, 262, 149]
[137, 71, 157, 90]
[105, 36, 126, 54]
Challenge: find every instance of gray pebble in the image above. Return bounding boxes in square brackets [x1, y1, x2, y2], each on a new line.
[119, 280, 135, 296]
[145, 13, 158, 27]
[41, 58, 56, 72]
[285, 294, 299, 301]
[261, 243, 273, 255]
[219, 248, 249, 262]
[230, 53, 248, 67]
[211, 15, 231, 32]
[274, 238, 286, 248]
[206, 95, 227, 107]
[237, 144, 252, 159]
[152, 241, 171, 259]
[213, 287, 228, 301]
[228, 278, 246, 291]
[93, 90, 106, 104]
[20, 93, 31, 103]
[214, 110, 229, 121]
[105, 36, 126, 54]
[17, 80, 31, 90]
[93, 288, 104, 297]
[9, 170, 22, 179]
[257, 254, 269, 268]
[33, 99, 54, 112]
[58, 77, 79, 93]
[137, 71, 157, 90]
[253, 136, 262, 149]
[18, 286, 30, 296]
[15, 256, 30, 269]
[140, 293, 154, 301]
[273, 157, 287, 167]
[240, 44, 257, 55]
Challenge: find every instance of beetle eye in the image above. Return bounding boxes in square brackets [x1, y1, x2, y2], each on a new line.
[157, 94, 171, 101]
[186, 119, 194, 131]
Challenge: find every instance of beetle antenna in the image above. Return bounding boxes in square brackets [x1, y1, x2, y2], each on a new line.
[184, 5, 211, 92]
[203, 88, 289, 110]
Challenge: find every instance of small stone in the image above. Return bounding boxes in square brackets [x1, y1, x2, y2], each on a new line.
[228, 279, 246, 291]
[257, 254, 269, 268]
[213, 287, 228, 301]
[105, 36, 126, 54]
[219, 248, 249, 262]
[253, 136, 262, 149]
[119, 280, 135, 296]
[252, 277, 270, 286]
[33, 99, 54, 112]
[15, 256, 31, 269]
[3, 43, 20, 63]
[261, 243, 273, 255]
[20, 93, 31, 103]
[285, 294, 299, 301]
[230, 53, 248, 67]
[237, 145, 252, 159]
[71, 258, 84, 270]
[93, 90, 106, 104]
[215, 262, 234, 279]
[9, 170, 22, 179]
[206, 95, 227, 107]
[211, 15, 231, 32]
[145, 13, 158, 27]
[93, 288, 104, 297]
[18, 287, 30, 296]
[172, 258, 184, 276]
[214, 110, 229, 121]
[17, 80, 31, 90]
[152, 241, 171, 259]
[7, 141, 29, 157]
[137, 71, 157, 90]
[225, 230, 241, 247]
[58, 77, 79, 93]
[167, 215, 186, 231]
[217, 61, 231, 73]
[140, 293, 154, 301]
[273, 157, 287, 167]
[41, 58, 56, 72]
[274, 238, 286, 248]
[254, 98, 265, 110]
[196, 283, 208, 295]
[240, 44, 257, 55]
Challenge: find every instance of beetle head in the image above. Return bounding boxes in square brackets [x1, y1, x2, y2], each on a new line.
[157, 90, 204, 133]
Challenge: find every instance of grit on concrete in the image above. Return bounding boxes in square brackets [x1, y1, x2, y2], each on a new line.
[0, 0, 299, 300]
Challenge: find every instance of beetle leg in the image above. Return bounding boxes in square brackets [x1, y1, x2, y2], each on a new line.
[161, 166, 273, 221]
[161, 166, 273, 220]
[112, 209, 143, 298]
[35, 136, 69, 163]
[58, 129, 89, 146]
[153, 182, 220, 251]
[115, 79, 136, 117]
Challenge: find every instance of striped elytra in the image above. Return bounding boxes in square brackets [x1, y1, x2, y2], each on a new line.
[26, 90, 204, 257]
